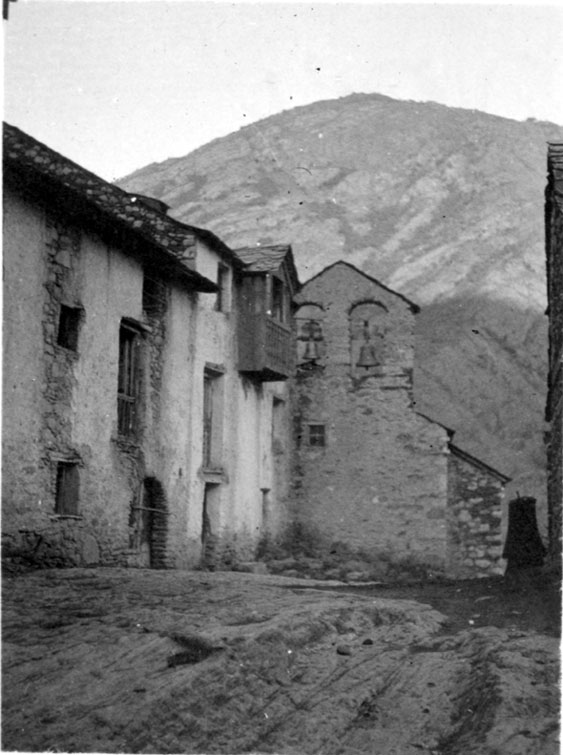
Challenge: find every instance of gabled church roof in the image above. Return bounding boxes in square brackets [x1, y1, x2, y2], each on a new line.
[300, 260, 420, 313]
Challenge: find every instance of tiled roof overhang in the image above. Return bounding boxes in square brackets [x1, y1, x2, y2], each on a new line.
[3, 123, 218, 293]
[234, 244, 300, 292]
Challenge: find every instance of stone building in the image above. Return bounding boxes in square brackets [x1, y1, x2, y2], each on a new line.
[545, 142, 563, 571]
[292, 262, 508, 578]
[2, 123, 509, 580]
[2, 123, 297, 568]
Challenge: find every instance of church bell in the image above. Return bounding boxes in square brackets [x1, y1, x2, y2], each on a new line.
[302, 338, 320, 362]
[356, 342, 379, 368]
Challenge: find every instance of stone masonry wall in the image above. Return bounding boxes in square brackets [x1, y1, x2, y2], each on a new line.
[1, 191, 106, 566]
[293, 263, 451, 574]
[446, 451, 504, 578]
[546, 145, 563, 571]
[3, 188, 147, 567]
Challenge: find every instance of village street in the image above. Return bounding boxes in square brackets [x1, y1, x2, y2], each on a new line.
[2, 567, 559, 755]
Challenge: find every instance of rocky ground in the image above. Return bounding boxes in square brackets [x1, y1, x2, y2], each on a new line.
[2, 567, 560, 755]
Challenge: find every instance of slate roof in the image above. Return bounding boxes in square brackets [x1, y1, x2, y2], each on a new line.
[234, 244, 300, 290]
[2, 123, 231, 291]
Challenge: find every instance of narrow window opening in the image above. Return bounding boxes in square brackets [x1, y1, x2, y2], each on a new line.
[202, 373, 214, 467]
[57, 305, 82, 351]
[215, 263, 229, 312]
[202, 368, 224, 469]
[142, 274, 166, 317]
[118, 324, 140, 437]
[55, 462, 80, 515]
[271, 276, 286, 322]
[272, 396, 285, 455]
[308, 424, 326, 447]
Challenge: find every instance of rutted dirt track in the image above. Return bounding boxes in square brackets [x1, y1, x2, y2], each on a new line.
[2, 568, 559, 754]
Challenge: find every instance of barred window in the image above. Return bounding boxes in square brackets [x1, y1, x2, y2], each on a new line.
[142, 274, 166, 317]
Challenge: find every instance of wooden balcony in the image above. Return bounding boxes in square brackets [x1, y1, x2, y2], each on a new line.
[238, 314, 293, 381]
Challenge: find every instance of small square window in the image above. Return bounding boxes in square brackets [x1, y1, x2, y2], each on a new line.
[57, 305, 82, 351]
[308, 424, 326, 447]
[55, 462, 80, 515]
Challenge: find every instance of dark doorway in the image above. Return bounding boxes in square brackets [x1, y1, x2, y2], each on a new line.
[201, 482, 220, 570]
[129, 477, 168, 568]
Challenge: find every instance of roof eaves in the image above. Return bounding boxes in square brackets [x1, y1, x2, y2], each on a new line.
[448, 443, 511, 483]
[415, 411, 455, 438]
[184, 224, 243, 268]
[3, 123, 196, 258]
[3, 123, 218, 293]
[233, 244, 300, 290]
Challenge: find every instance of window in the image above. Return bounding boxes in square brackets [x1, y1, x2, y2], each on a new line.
[55, 462, 80, 515]
[57, 305, 82, 351]
[215, 263, 229, 312]
[202, 367, 224, 469]
[271, 277, 286, 322]
[118, 323, 140, 437]
[308, 424, 326, 447]
[142, 274, 166, 317]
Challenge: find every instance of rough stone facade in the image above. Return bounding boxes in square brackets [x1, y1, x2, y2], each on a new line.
[545, 143, 563, 572]
[292, 262, 506, 578]
[446, 446, 505, 578]
[2, 124, 296, 570]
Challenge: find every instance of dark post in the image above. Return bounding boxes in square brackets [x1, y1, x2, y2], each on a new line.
[503, 496, 546, 575]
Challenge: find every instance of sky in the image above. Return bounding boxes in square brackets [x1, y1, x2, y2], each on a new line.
[3, 1, 563, 181]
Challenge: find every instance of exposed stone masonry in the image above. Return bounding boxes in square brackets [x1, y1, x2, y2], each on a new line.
[545, 143, 563, 572]
[447, 449, 504, 578]
[292, 262, 508, 579]
[11, 212, 98, 566]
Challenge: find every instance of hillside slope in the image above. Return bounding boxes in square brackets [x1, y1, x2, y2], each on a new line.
[119, 93, 563, 530]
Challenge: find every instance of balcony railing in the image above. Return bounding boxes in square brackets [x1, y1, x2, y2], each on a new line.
[238, 314, 292, 380]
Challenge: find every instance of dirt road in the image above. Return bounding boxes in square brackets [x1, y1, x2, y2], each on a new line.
[2, 568, 559, 754]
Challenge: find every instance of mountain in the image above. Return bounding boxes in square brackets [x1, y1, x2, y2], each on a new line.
[118, 93, 563, 533]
